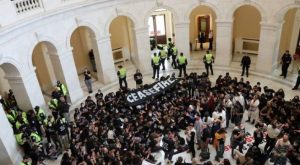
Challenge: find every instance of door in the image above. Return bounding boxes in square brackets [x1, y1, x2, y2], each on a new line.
[198, 15, 210, 42]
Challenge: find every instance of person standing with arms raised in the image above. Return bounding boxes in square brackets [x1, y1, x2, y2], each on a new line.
[83, 67, 93, 93]
[203, 50, 214, 76]
[152, 53, 160, 80]
[177, 52, 188, 77]
[117, 65, 127, 89]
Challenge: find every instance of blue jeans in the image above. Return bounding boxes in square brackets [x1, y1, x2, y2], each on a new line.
[275, 156, 287, 165]
[216, 143, 224, 158]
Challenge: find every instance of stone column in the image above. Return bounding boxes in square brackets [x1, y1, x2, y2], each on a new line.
[289, 10, 300, 54]
[271, 21, 284, 70]
[256, 22, 282, 73]
[0, 105, 22, 165]
[134, 27, 152, 72]
[89, 36, 104, 82]
[215, 20, 233, 66]
[96, 36, 118, 84]
[6, 72, 45, 110]
[174, 21, 190, 60]
[54, 48, 84, 103]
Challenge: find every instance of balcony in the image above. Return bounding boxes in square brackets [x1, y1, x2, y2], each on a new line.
[0, 0, 117, 28]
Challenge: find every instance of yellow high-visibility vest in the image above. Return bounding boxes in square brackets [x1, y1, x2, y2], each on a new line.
[119, 68, 127, 79]
[160, 50, 167, 59]
[57, 84, 68, 96]
[152, 56, 160, 65]
[205, 54, 213, 63]
[178, 56, 187, 65]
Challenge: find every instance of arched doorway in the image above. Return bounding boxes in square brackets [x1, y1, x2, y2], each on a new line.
[232, 5, 261, 67]
[148, 9, 175, 51]
[109, 16, 138, 75]
[32, 41, 65, 102]
[189, 5, 217, 59]
[0, 64, 23, 165]
[278, 8, 300, 75]
[0, 63, 33, 110]
[70, 26, 104, 92]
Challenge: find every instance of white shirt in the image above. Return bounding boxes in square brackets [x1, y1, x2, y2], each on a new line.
[234, 95, 245, 108]
[224, 99, 233, 108]
[267, 125, 280, 139]
[202, 116, 213, 127]
[107, 130, 115, 140]
[218, 110, 227, 128]
[249, 99, 259, 111]
[209, 31, 213, 39]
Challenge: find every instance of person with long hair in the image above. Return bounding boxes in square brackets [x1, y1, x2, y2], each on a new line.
[214, 128, 227, 162]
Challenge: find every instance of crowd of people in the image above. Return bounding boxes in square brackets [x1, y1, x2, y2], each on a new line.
[1, 81, 70, 165]
[2, 67, 300, 165]
[1, 39, 300, 165]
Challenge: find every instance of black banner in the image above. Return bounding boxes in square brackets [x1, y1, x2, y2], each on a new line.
[126, 78, 179, 106]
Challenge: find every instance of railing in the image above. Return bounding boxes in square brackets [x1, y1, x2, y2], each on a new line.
[11, 0, 43, 14]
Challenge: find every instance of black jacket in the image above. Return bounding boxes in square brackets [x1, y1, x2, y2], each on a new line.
[241, 56, 251, 66]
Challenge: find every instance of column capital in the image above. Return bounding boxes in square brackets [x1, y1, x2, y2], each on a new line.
[4, 71, 36, 83]
[96, 36, 111, 44]
[215, 20, 233, 27]
[260, 22, 281, 31]
[134, 27, 148, 34]
[175, 21, 190, 27]
[57, 47, 73, 55]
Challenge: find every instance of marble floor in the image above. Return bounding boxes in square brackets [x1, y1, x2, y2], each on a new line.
[45, 50, 300, 165]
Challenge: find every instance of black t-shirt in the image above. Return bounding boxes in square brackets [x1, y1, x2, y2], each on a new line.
[264, 89, 275, 100]
[84, 71, 92, 80]
[134, 73, 143, 85]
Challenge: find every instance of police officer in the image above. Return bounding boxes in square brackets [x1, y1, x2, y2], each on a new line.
[20, 155, 32, 165]
[117, 65, 127, 89]
[177, 52, 188, 77]
[34, 106, 47, 125]
[56, 81, 68, 101]
[5, 108, 17, 125]
[241, 54, 251, 77]
[30, 129, 42, 146]
[58, 96, 70, 123]
[15, 129, 26, 146]
[0, 95, 11, 110]
[160, 48, 168, 70]
[171, 46, 178, 69]
[280, 50, 292, 79]
[203, 50, 214, 76]
[292, 67, 300, 90]
[15, 115, 28, 131]
[167, 38, 174, 60]
[152, 53, 160, 80]
[7, 89, 18, 109]
[48, 98, 59, 119]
